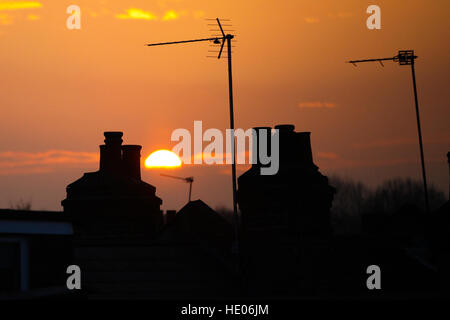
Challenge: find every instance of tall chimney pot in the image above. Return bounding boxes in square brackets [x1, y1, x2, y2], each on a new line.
[122, 145, 142, 180]
[100, 132, 123, 173]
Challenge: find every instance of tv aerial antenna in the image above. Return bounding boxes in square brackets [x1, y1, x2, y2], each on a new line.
[347, 50, 430, 213]
[160, 174, 194, 203]
[146, 18, 240, 254]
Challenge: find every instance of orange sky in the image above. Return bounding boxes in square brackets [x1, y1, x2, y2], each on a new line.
[0, 0, 449, 211]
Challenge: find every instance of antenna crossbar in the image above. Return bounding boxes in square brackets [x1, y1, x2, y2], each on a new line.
[346, 50, 429, 213]
[146, 37, 221, 47]
[146, 17, 241, 259]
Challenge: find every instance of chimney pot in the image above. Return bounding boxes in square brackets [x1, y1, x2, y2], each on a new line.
[274, 124, 295, 132]
[122, 145, 142, 180]
[100, 132, 123, 174]
[104, 131, 123, 145]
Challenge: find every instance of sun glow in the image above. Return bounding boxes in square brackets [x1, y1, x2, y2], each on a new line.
[145, 150, 182, 168]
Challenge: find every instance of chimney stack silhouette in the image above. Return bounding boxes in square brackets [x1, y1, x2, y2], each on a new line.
[122, 145, 142, 180]
[62, 132, 162, 237]
[100, 132, 123, 173]
[274, 124, 313, 167]
[99, 132, 142, 180]
[238, 124, 334, 236]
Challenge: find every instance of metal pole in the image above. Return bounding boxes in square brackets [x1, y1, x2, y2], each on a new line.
[447, 152, 450, 200]
[188, 181, 192, 202]
[410, 59, 430, 213]
[227, 34, 239, 254]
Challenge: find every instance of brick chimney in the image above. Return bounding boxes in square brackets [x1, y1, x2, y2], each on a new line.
[273, 124, 313, 166]
[122, 145, 142, 180]
[100, 132, 123, 174]
[274, 124, 296, 166]
[98, 132, 142, 180]
[62, 131, 163, 237]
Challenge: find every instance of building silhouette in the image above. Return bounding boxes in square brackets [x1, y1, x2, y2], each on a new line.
[238, 124, 335, 295]
[238, 124, 334, 236]
[0, 132, 448, 299]
[61, 132, 238, 299]
[62, 132, 163, 237]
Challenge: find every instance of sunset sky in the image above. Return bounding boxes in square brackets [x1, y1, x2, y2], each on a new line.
[0, 0, 449, 211]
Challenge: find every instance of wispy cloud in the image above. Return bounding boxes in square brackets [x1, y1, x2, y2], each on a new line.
[0, 150, 98, 175]
[26, 13, 39, 20]
[0, 1, 42, 11]
[304, 12, 353, 24]
[0, 13, 12, 24]
[116, 8, 157, 20]
[317, 152, 338, 160]
[115, 8, 182, 21]
[189, 150, 252, 165]
[353, 136, 450, 149]
[304, 17, 320, 24]
[298, 101, 336, 109]
[162, 10, 178, 21]
[316, 154, 444, 170]
[0, 2, 42, 26]
[328, 12, 353, 19]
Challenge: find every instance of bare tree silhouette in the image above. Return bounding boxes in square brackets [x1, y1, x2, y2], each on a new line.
[365, 178, 446, 214]
[329, 175, 368, 234]
[9, 198, 32, 211]
[329, 176, 446, 234]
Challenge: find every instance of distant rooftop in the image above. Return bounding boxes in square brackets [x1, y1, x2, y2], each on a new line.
[0, 209, 72, 235]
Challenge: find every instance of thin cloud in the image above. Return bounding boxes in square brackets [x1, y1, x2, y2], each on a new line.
[353, 136, 450, 149]
[304, 12, 353, 25]
[183, 150, 253, 165]
[162, 10, 178, 21]
[116, 8, 157, 20]
[26, 13, 39, 20]
[0, 1, 42, 11]
[317, 152, 338, 160]
[316, 155, 443, 170]
[0, 13, 12, 24]
[298, 101, 336, 108]
[304, 17, 320, 24]
[328, 12, 353, 19]
[0, 150, 98, 175]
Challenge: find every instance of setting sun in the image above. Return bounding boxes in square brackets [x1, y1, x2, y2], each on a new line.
[145, 149, 182, 168]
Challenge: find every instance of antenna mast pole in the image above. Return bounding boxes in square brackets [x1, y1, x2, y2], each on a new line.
[160, 174, 194, 202]
[148, 18, 240, 255]
[226, 34, 239, 254]
[348, 50, 430, 213]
